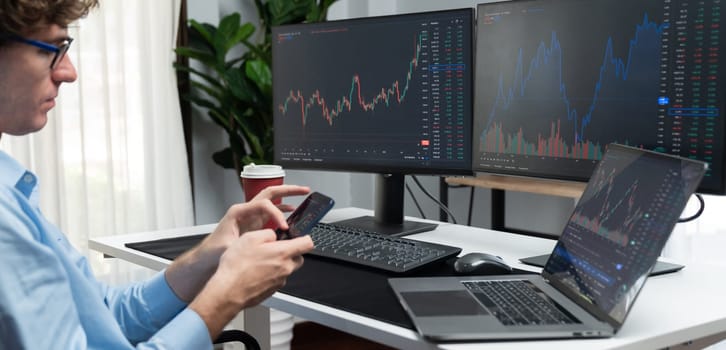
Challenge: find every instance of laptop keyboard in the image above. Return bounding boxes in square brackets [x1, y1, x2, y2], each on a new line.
[463, 280, 578, 326]
[308, 223, 461, 273]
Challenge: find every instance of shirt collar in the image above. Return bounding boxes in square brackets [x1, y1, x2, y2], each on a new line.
[0, 150, 38, 199]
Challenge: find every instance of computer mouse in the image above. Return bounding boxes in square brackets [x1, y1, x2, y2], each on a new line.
[453, 252, 513, 275]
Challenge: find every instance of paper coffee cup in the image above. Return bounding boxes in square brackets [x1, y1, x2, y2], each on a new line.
[241, 163, 285, 204]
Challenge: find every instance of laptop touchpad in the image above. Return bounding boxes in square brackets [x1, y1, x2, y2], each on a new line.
[401, 291, 489, 317]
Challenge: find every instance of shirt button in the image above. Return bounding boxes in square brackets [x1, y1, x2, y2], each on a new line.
[24, 174, 34, 183]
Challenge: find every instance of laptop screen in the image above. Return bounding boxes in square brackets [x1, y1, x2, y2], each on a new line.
[543, 144, 707, 328]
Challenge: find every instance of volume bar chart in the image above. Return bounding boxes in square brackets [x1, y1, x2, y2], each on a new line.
[483, 120, 604, 160]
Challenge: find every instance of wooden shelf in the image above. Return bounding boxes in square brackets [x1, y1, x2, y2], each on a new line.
[445, 174, 586, 199]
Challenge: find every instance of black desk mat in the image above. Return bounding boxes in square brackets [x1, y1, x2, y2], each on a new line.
[126, 233, 207, 260]
[126, 234, 534, 330]
[283, 255, 464, 329]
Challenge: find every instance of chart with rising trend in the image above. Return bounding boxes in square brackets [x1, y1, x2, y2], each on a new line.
[272, 11, 472, 169]
[473, 0, 725, 192]
[546, 146, 705, 316]
[571, 168, 643, 248]
[278, 32, 423, 128]
[482, 16, 666, 156]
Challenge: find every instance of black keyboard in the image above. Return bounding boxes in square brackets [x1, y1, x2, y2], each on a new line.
[308, 222, 461, 273]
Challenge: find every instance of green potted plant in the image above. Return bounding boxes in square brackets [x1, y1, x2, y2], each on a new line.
[175, 0, 339, 181]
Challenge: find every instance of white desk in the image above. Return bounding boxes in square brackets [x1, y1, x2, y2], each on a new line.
[90, 207, 726, 350]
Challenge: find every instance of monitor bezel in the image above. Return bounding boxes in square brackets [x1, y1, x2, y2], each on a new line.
[471, 0, 726, 195]
[272, 7, 475, 178]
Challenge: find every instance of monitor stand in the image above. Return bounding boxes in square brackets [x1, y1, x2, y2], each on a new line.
[519, 254, 685, 277]
[333, 216, 436, 237]
[332, 173, 437, 237]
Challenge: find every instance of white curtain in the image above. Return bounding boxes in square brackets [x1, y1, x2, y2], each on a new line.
[0, 0, 193, 284]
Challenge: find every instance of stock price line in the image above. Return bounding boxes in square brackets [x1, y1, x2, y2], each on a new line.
[278, 33, 423, 128]
[480, 14, 667, 160]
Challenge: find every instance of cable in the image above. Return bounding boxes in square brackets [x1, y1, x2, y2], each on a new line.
[468, 186, 475, 226]
[440, 178, 705, 226]
[678, 193, 705, 223]
[443, 181, 475, 226]
[410, 175, 459, 224]
[405, 181, 427, 220]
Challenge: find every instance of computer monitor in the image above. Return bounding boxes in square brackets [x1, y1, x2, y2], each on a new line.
[272, 8, 474, 236]
[473, 0, 726, 195]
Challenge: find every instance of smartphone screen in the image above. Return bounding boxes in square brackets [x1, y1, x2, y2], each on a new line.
[275, 192, 335, 240]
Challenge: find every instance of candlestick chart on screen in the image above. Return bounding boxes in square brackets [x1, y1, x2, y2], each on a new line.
[273, 12, 471, 169]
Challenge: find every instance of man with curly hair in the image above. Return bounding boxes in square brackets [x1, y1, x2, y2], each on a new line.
[0, 1, 314, 348]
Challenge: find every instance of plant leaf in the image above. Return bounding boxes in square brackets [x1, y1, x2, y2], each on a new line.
[212, 148, 237, 169]
[238, 40, 266, 60]
[183, 94, 216, 110]
[245, 59, 272, 97]
[173, 63, 224, 90]
[226, 67, 256, 103]
[306, 5, 321, 23]
[231, 23, 256, 49]
[268, 0, 311, 26]
[213, 13, 241, 63]
[216, 13, 241, 42]
[189, 80, 223, 102]
[182, 0, 343, 170]
[188, 19, 215, 47]
[238, 121, 265, 161]
[174, 47, 217, 66]
[317, 0, 338, 21]
[207, 108, 233, 130]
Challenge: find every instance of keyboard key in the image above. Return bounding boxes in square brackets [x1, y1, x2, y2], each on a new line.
[464, 280, 578, 326]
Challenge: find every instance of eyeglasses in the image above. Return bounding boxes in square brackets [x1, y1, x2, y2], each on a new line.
[11, 36, 74, 70]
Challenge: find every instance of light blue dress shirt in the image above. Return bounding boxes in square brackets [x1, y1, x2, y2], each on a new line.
[0, 150, 212, 349]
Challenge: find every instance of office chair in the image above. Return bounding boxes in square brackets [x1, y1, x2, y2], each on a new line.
[213, 329, 260, 350]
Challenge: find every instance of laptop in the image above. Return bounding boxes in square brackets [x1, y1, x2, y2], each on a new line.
[389, 143, 707, 341]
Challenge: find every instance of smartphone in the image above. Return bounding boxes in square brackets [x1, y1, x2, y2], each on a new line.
[275, 192, 335, 240]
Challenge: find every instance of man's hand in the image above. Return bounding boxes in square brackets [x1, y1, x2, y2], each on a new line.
[217, 185, 312, 242]
[249, 184, 311, 212]
[201, 185, 311, 254]
[189, 229, 313, 338]
[164, 185, 310, 304]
